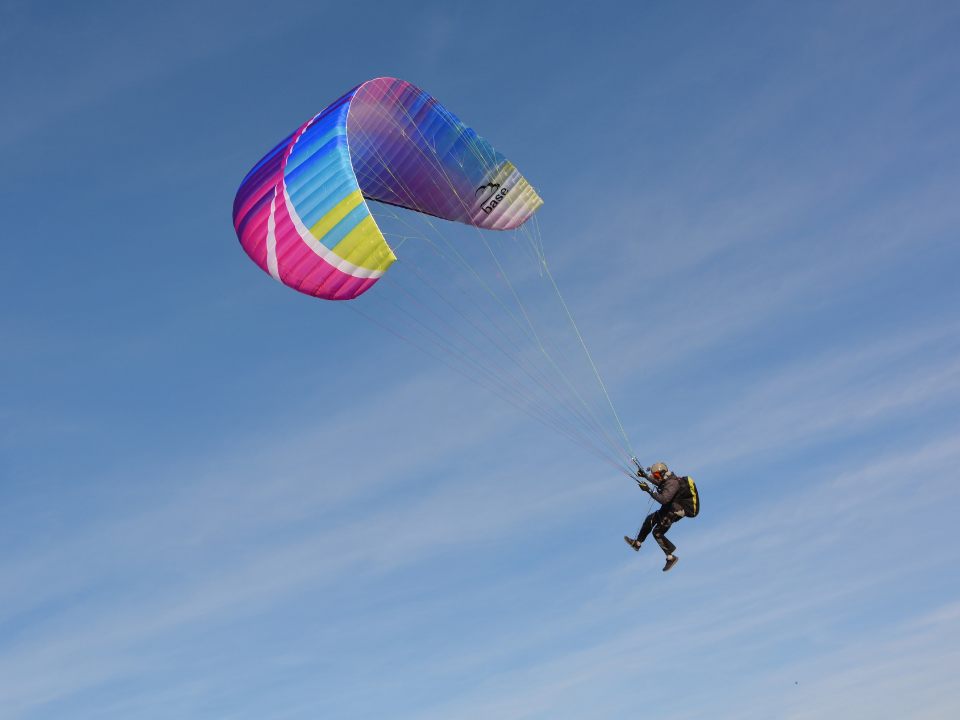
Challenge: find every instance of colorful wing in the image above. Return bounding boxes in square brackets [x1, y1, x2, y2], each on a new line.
[232, 77, 543, 300]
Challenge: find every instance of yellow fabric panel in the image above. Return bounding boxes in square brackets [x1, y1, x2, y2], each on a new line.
[332, 215, 397, 272]
[687, 477, 698, 515]
[308, 190, 364, 240]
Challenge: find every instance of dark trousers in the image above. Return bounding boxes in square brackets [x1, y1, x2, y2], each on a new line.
[637, 505, 685, 555]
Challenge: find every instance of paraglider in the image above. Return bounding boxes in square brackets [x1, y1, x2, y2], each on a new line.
[233, 77, 698, 569]
[624, 460, 700, 572]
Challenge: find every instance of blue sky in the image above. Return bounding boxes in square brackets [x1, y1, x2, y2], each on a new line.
[2, 1, 960, 718]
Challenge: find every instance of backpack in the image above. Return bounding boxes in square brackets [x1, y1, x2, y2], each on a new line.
[676, 476, 700, 518]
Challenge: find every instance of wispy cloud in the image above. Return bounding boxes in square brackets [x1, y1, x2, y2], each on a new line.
[3, 2, 959, 718]
[4, 361, 957, 717]
[392, 435, 960, 720]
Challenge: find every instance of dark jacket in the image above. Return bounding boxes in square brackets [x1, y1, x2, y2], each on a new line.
[648, 473, 681, 506]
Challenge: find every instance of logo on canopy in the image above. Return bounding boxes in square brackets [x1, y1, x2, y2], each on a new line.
[476, 182, 510, 214]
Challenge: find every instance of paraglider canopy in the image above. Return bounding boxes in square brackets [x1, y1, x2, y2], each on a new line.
[232, 77, 543, 300]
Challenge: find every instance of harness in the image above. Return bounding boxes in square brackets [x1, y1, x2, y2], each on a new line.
[675, 476, 700, 518]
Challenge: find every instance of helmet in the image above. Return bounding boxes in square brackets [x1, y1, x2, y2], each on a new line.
[650, 462, 669, 478]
